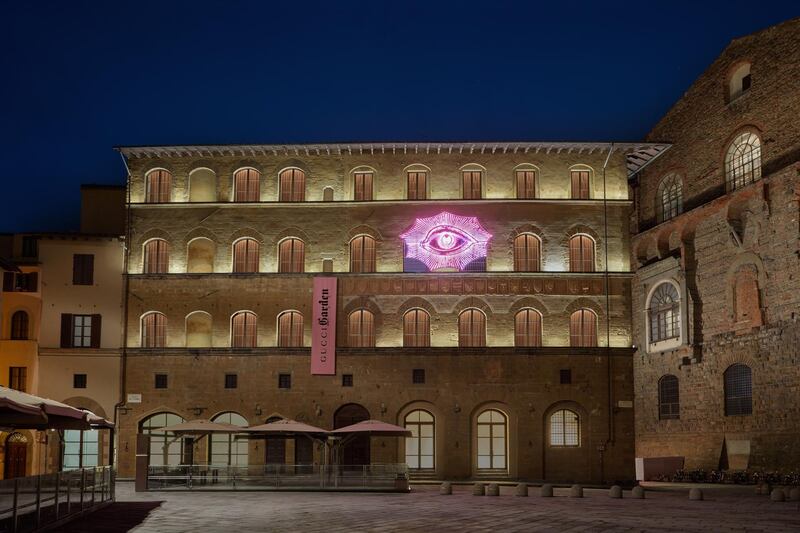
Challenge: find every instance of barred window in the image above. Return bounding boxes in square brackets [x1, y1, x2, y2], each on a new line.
[516, 170, 537, 199]
[407, 171, 427, 200]
[279, 168, 305, 202]
[403, 308, 430, 347]
[458, 308, 486, 347]
[648, 282, 680, 343]
[570, 170, 590, 199]
[233, 168, 260, 202]
[277, 311, 304, 347]
[404, 410, 435, 470]
[568, 235, 595, 273]
[514, 308, 542, 347]
[10, 310, 29, 340]
[278, 238, 305, 273]
[348, 309, 375, 348]
[658, 375, 680, 420]
[231, 311, 257, 348]
[657, 174, 683, 222]
[476, 409, 506, 470]
[233, 238, 259, 273]
[569, 309, 597, 347]
[725, 132, 762, 191]
[724, 363, 753, 416]
[349, 235, 376, 273]
[145, 169, 171, 203]
[143, 239, 169, 274]
[513, 233, 541, 272]
[549, 409, 580, 446]
[462, 171, 482, 199]
[353, 171, 374, 201]
[141, 312, 167, 348]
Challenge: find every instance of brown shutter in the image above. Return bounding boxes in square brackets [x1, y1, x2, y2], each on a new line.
[350, 238, 362, 272]
[61, 313, 73, 348]
[90, 314, 102, 348]
[3, 272, 14, 292]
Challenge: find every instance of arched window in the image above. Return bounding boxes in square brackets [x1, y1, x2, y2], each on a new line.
[277, 311, 304, 347]
[569, 309, 597, 347]
[729, 63, 751, 101]
[407, 170, 427, 200]
[140, 412, 186, 466]
[349, 235, 376, 273]
[648, 282, 680, 343]
[141, 312, 167, 348]
[231, 311, 257, 348]
[209, 412, 248, 466]
[403, 309, 430, 347]
[187, 238, 215, 273]
[143, 239, 169, 274]
[476, 409, 506, 470]
[462, 170, 482, 199]
[279, 168, 305, 202]
[278, 238, 305, 273]
[513, 233, 541, 272]
[724, 363, 752, 416]
[657, 174, 683, 222]
[570, 168, 591, 199]
[188, 168, 216, 202]
[458, 308, 486, 347]
[63, 428, 99, 470]
[347, 309, 375, 347]
[10, 310, 29, 340]
[232, 238, 259, 273]
[658, 375, 680, 420]
[404, 410, 434, 470]
[353, 170, 374, 201]
[568, 235, 594, 272]
[145, 169, 171, 203]
[514, 308, 542, 347]
[515, 169, 536, 199]
[725, 132, 762, 190]
[185, 311, 212, 348]
[233, 168, 260, 202]
[549, 409, 580, 446]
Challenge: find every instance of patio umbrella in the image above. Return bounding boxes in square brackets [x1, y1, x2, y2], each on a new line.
[330, 419, 411, 437]
[155, 419, 244, 435]
[0, 386, 92, 430]
[245, 418, 328, 436]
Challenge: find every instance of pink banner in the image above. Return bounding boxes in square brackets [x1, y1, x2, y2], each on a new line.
[311, 277, 337, 375]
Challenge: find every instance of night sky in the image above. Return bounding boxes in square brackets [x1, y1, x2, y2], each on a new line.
[1, 1, 797, 232]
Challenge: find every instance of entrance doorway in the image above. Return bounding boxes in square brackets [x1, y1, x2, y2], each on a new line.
[334, 404, 370, 466]
[4, 433, 28, 479]
[264, 416, 286, 465]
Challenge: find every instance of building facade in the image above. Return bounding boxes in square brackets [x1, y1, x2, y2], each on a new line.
[630, 18, 800, 471]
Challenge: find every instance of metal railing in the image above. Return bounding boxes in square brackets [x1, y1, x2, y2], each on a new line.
[0, 466, 114, 533]
[146, 463, 409, 491]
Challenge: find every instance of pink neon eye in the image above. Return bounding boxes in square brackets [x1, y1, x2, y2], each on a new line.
[421, 226, 476, 255]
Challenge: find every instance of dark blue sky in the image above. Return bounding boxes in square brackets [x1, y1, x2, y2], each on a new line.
[1, 1, 797, 232]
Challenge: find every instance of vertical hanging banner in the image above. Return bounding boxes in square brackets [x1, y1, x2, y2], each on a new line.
[311, 277, 337, 375]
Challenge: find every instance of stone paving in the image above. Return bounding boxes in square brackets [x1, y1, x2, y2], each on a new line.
[64, 482, 800, 532]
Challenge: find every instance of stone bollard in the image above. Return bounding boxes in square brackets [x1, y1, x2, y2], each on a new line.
[515, 483, 529, 497]
[631, 486, 645, 499]
[486, 483, 500, 496]
[473, 483, 486, 496]
[788, 487, 800, 501]
[609, 485, 623, 499]
[755, 483, 769, 495]
[440, 482, 452, 495]
[688, 488, 703, 501]
[770, 488, 786, 502]
[569, 484, 584, 498]
[540, 484, 554, 497]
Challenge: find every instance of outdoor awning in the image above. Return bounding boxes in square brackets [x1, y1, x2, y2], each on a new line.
[0, 386, 109, 430]
[330, 419, 412, 437]
[155, 419, 245, 436]
[245, 418, 328, 436]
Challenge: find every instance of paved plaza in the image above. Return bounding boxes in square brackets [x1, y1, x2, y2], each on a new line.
[57, 482, 800, 532]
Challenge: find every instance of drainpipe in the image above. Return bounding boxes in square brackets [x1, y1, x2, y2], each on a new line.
[601, 142, 615, 484]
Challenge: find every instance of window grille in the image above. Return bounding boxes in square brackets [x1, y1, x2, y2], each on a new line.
[458, 309, 486, 347]
[224, 374, 238, 389]
[278, 373, 292, 389]
[279, 169, 305, 202]
[658, 375, 680, 420]
[412, 369, 425, 384]
[514, 308, 542, 347]
[648, 283, 680, 343]
[233, 168, 260, 202]
[73, 373, 87, 389]
[724, 364, 753, 416]
[549, 409, 580, 446]
[725, 132, 762, 190]
[657, 174, 683, 222]
[403, 309, 430, 347]
[342, 374, 353, 387]
[559, 369, 572, 384]
[231, 312, 257, 348]
[154, 374, 168, 389]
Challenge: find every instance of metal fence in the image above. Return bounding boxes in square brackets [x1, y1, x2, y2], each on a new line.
[147, 464, 409, 491]
[0, 466, 114, 533]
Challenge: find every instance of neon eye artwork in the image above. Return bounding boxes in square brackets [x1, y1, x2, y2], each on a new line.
[401, 212, 493, 271]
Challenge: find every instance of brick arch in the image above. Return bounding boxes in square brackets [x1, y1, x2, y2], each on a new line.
[62, 396, 106, 419]
[451, 296, 493, 316]
[342, 296, 383, 317]
[717, 354, 759, 374]
[273, 226, 311, 246]
[275, 159, 310, 175]
[347, 224, 383, 242]
[231, 161, 264, 175]
[656, 226, 681, 259]
[142, 162, 175, 176]
[229, 227, 265, 244]
[395, 297, 436, 318]
[182, 226, 219, 247]
[563, 224, 600, 242]
[507, 296, 550, 316]
[138, 228, 174, 245]
[564, 297, 604, 317]
[135, 407, 188, 427]
[508, 224, 547, 244]
[186, 159, 221, 174]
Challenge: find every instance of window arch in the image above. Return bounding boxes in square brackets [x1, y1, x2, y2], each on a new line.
[278, 238, 305, 273]
[658, 375, 680, 420]
[549, 409, 580, 446]
[352, 169, 374, 201]
[729, 63, 751, 101]
[209, 412, 248, 466]
[725, 132, 762, 190]
[403, 308, 430, 347]
[143, 239, 169, 274]
[568, 234, 594, 272]
[404, 410, 434, 470]
[461, 168, 483, 199]
[187, 238, 215, 273]
[569, 309, 597, 347]
[140, 412, 185, 466]
[185, 311, 212, 348]
[233, 168, 260, 202]
[231, 311, 257, 348]
[188, 168, 216, 202]
[656, 174, 683, 222]
[476, 409, 506, 470]
[141, 312, 167, 348]
[724, 363, 752, 416]
[279, 168, 305, 202]
[10, 310, 29, 340]
[458, 308, 486, 347]
[277, 311, 304, 347]
[570, 167, 591, 199]
[515, 167, 537, 199]
[347, 309, 375, 347]
[513, 233, 541, 272]
[514, 308, 542, 347]
[232, 238, 259, 273]
[349, 235, 376, 273]
[145, 169, 171, 203]
[648, 282, 680, 343]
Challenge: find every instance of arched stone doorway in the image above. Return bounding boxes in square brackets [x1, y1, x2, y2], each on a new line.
[4, 433, 28, 479]
[334, 403, 370, 466]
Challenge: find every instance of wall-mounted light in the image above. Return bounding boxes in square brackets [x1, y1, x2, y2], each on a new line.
[453, 403, 461, 414]
[192, 407, 205, 416]
[255, 404, 262, 416]
[380, 403, 387, 415]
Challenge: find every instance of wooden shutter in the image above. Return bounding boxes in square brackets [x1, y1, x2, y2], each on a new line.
[516, 170, 536, 199]
[350, 238, 363, 272]
[291, 313, 303, 347]
[90, 315, 102, 348]
[581, 236, 594, 272]
[293, 170, 305, 201]
[60, 313, 73, 348]
[292, 240, 304, 272]
[3, 272, 14, 292]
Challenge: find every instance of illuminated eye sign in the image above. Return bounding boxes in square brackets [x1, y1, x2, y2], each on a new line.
[401, 212, 492, 271]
